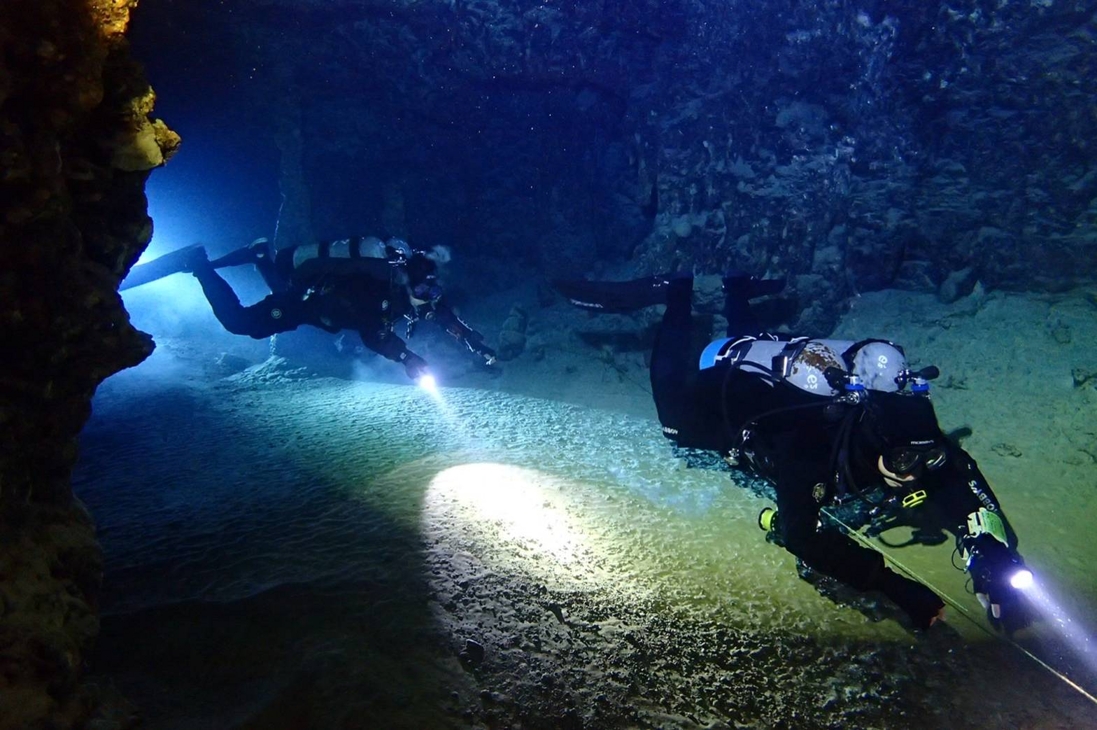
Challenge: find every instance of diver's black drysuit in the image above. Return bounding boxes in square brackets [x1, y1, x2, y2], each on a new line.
[191, 238, 494, 376]
[646, 277, 1022, 626]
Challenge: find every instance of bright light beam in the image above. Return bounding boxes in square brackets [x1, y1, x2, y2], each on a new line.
[1010, 568, 1034, 591]
[1020, 578, 1097, 689]
[411, 372, 483, 451]
[417, 373, 439, 396]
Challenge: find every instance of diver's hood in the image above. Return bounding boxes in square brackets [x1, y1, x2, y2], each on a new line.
[406, 251, 438, 286]
[857, 391, 942, 453]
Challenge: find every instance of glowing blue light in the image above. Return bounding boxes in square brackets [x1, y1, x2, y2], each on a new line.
[1010, 569, 1034, 591]
[418, 373, 438, 394]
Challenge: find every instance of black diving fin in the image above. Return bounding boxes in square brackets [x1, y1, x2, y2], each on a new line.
[553, 276, 677, 313]
[119, 245, 207, 291]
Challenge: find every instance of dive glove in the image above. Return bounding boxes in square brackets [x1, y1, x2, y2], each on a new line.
[473, 343, 497, 365]
[963, 534, 1030, 627]
[465, 331, 497, 364]
[878, 567, 946, 629]
[403, 353, 430, 382]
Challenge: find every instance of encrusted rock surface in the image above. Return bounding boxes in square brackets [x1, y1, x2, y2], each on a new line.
[151, 0, 1097, 333]
[0, 1, 177, 727]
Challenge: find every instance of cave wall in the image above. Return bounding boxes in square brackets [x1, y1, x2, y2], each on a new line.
[203, 0, 1096, 332]
[0, 1, 177, 727]
[215, 0, 669, 277]
[625, 0, 1097, 330]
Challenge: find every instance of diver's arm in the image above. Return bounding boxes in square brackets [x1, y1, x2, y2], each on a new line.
[930, 444, 1018, 548]
[930, 444, 1029, 626]
[421, 301, 496, 363]
[358, 325, 411, 362]
[193, 265, 300, 338]
[775, 461, 887, 590]
[774, 440, 944, 628]
[358, 326, 428, 380]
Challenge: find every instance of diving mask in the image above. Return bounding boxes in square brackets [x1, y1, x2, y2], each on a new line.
[412, 277, 443, 302]
[882, 444, 947, 477]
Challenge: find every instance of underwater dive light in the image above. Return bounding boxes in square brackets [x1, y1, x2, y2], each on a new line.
[417, 373, 439, 394]
[1010, 568, 1035, 591]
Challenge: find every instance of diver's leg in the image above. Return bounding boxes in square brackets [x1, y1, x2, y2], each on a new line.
[722, 278, 760, 337]
[266, 247, 296, 293]
[209, 238, 291, 293]
[650, 276, 696, 436]
[188, 251, 289, 338]
[722, 273, 786, 337]
[192, 265, 252, 334]
[208, 238, 267, 268]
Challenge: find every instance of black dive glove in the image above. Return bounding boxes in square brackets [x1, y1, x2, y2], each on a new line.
[877, 568, 946, 629]
[402, 353, 430, 382]
[963, 534, 1031, 628]
[471, 342, 497, 365]
[464, 331, 497, 364]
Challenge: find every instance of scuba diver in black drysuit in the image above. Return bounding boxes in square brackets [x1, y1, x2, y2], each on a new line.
[178, 236, 496, 381]
[555, 273, 1031, 630]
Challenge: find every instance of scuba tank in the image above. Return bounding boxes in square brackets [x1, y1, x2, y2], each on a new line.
[699, 336, 911, 396]
[288, 236, 404, 285]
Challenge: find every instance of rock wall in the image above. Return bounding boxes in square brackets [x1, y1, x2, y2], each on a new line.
[196, 0, 1096, 332]
[626, 1, 1097, 330]
[0, 1, 177, 727]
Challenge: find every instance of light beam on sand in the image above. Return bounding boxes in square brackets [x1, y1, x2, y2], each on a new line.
[425, 463, 589, 565]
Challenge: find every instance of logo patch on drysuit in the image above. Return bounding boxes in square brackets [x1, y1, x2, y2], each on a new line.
[270, 308, 283, 320]
[812, 482, 827, 503]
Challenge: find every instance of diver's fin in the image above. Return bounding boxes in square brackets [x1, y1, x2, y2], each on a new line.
[119, 244, 207, 291]
[208, 238, 270, 269]
[722, 272, 786, 300]
[553, 275, 685, 313]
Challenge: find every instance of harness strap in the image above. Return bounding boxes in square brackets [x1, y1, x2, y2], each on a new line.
[771, 337, 810, 378]
[841, 338, 904, 372]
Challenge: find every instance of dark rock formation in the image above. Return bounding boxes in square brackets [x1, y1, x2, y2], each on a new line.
[146, 0, 1095, 334]
[496, 305, 529, 361]
[0, 1, 177, 727]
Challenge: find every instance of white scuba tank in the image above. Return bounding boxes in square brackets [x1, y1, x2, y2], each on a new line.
[698, 336, 908, 396]
[289, 236, 400, 283]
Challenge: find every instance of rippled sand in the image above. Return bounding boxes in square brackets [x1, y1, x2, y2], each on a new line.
[76, 302, 1097, 729]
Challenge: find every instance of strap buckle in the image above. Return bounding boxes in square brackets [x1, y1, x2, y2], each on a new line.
[900, 489, 927, 509]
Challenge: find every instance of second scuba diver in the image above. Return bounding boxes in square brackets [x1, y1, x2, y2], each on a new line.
[176, 235, 497, 382]
[555, 273, 1031, 630]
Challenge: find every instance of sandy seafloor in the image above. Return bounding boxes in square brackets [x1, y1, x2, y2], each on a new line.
[75, 284, 1097, 729]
